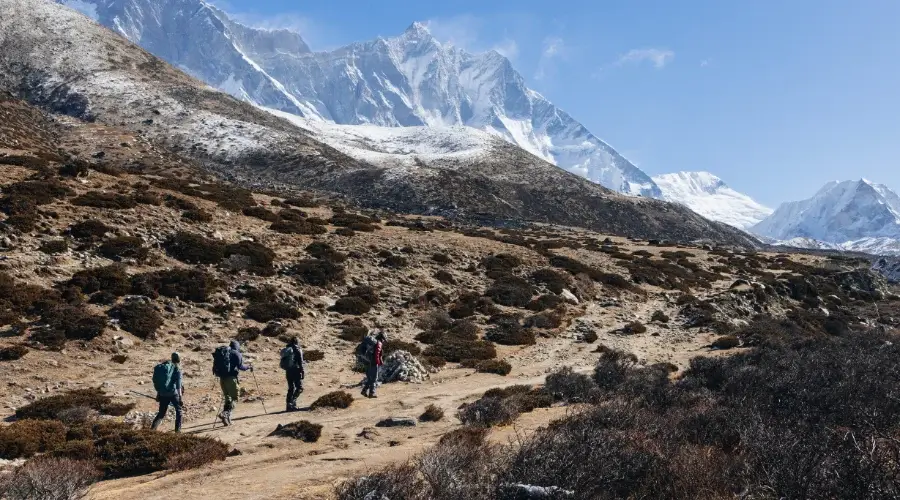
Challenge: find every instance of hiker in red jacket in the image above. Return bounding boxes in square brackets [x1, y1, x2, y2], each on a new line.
[361, 331, 386, 398]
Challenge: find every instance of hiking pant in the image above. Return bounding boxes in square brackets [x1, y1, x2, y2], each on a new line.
[285, 368, 304, 409]
[362, 364, 380, 396]
[220, 376, 240, 411]
[151, 395, 182, 432]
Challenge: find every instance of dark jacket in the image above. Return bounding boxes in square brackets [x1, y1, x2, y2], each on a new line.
[227, 340, 251, 378]
[288, 344, 305, 374]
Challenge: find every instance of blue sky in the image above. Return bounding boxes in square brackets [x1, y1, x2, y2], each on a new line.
[217, 0, 900, 207]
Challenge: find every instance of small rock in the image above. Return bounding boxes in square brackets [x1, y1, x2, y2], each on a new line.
[560, 289, 579, 305]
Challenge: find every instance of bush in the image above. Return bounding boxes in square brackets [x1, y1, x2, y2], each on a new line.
[98, 236, 148, 261]
[424, 339, 496, 363]
[383, 340, 421, 357]
[224, 241, 276, 276]
[0, 419, 67, 459]
[624, 321, 647, 334]
[163, 231, 225, 265]
[283, 196, 319, 208]
[474, 359, 512, 375]
[93, 427, 228, 478]
[40, 305, 107, 341]
[109, 301, 162, 339]
[531, 268, 572, 294]
[524, 310, 563, 329]
[69, 220, 111, 241]
[330, 213, 377, 227]
[330, 297, 371, 315]
[163, 195, 198, 211]
[304, 349, 324, 362]
[0, 457, 99, 500]
[15, 389, 134, 421]
[545, 367, 598, 403]
[431, 253, 452, 264]
[380, 255, 408, 269]
[419, 404, 445, 422]
[68, 264, 131, 296]
[582, 331, 599, 343]
[334, 227, 355, 237]
[593, 349, 638, 390]
[164, 438, 230, 472]
[526, 294, 565, 311]
[311, 391, 354, 410]
[0, 344, 28, 361]
[486, 321, 536, 346]
[347, 285, 379, 305]
[290, 259, 345, 287]
[486, 276, 534, 308]
[271, 219, 327, 235]
[130, 269, 217, 303]
[434, 270, 456, 285]
[39, 239, 68, 255]
[651, 310, 670, 323]
[710, 335, 740, 350]
[481, 254, 522, 273]
[306, 242, 347, 263]
[338, 320, 368, 342]
[245, 301, 299, 323]
[270, 421, 323, 442]
[72, 192, 136, 210]
[458, 386, 552, 427]
[134, 190, 162, 206]
[416, 309, 453, 331]
[242, 206, 279, 222]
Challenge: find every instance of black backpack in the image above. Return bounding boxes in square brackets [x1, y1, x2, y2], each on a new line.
[355, 335, 378, 365]
[212, 346, 232, 377]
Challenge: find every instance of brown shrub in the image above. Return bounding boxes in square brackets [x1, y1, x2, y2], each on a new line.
[486, 276, 534, 308]
[245, 301, 299, 323]
[485, 320, 536, 346]
[40, 305, 107, 341]
[0, 344, 28, 361]
[133, 190, 162, 206]
[15, 389, 133, 421]
[306, 242, 347, 263]
[474, 359, 512, 375]
[383, 340, 422, 357]
[98, 236, 148, 261]
[481, 254, 522, 273]
[526, 294, 565, 311]
[270, 420, 323, 442]
[330, 213, 377, 227]
[290, 259, 345, 287]
[380, 255, 408, 269]
[94, 427, 228, 478]
[434, 270, 456, 284]
[109, 301, 162, 339]
[305, 349, 325, 362]
[68, 219, 111, 241]
[311, 391, 354, 410]
[531, 268, 572, 294]
[347, 285, 379, 305]
[416, 309, 453, 331]
[130, 269, 217, 303]
[651, 310, 670, 323]
[236, 327, 261, 343]
[224, 241, 276, 276]
[68, 264, 131, 296]
[0, 419, 67, 459]
[283, 196, 320, 208]
[72, 192, 136, 210]
[334, 227, 355, 237]
[624, 321, 647, 334]
[163, 231, 226, 265]
[0, 457, 99, 500]
[419, 404, 445, 422]
[271, 219, 327, 235]
[242, 206, 279, 222]
[164, 438, 230, 472]
[524, 310, 563, 329]
[711, 335, 740, 350]
[181, 208, 213, 223]
[424, 339, 496, 363]
[330, 297, 371, 315]
[39, 239, 68, 254]
[431, 253, 452, 264]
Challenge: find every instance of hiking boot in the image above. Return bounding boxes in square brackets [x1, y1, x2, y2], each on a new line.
[224, 411, 233, 426]
[368, 394, 378, 399]
[218, 411, 230, 427]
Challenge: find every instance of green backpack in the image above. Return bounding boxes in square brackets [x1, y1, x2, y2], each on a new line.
[152, 362, 177, 395]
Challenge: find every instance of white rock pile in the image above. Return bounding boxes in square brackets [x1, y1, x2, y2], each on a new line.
[378, 351, 430, 384]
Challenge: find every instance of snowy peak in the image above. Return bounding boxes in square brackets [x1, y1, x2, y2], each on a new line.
[652, 171, 772, 230]
[72, 0, 661, 197]
[753, 179, 900, 246]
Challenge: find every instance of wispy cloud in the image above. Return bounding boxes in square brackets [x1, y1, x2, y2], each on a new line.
[535, 36, 566, 80]
[700, 59, 711, 68]
[426, 16, 520, 61]
[616, 48, 675, 69]
[207, 0, 335, 50]
[492, 38, 519, 60]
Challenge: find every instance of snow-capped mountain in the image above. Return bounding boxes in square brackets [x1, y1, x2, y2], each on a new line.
[753, 179, 900, 255]
[57, 0, 660, 197]
[652, 171, 772, 229]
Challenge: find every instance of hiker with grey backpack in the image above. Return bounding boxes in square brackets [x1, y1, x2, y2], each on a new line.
[151, 352, 184, 432]
[357, 330, 386, 398]
[280, 336, 305, 412]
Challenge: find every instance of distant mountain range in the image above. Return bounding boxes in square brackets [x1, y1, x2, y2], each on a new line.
[652, 171, 772, 230]
[59, 0, 660, 197]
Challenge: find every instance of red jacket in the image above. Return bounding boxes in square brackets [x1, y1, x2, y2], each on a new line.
[375, 341, 383, 367]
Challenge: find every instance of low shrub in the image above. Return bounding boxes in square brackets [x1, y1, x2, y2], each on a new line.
[582, 331, 599, 343]
[380, 255, 408, 269]
[283, 196, 319, 208]
[485, 321, 536, 346]
[330, 297, 371, 316]
[416, 309, 454, 331]
[245, 301, 299, 323]
[458, 386, 552, 427]
[163, 231, 225, 265]
[526, 294, 565, 311]
[72, 192, 136, 210]
[419, 404, 445, 422]
[431, 253, 452, 264]
[98, 236, 148, 262]
[434, 270, 456, 285]
[134, 190, 162, 206]
[39, 239, 68, 254]
[0, 344, 28, 361]
[224, 241, 276, 276]
[0, 419, 67, 459]
[710, 335, 740, 350]
[130, 269, 217, 303]
[383, 340, 422, 357]
[474, 359, 512, 375]
[651, 310, 670, 323]
[270, 421, 323, 442]
[306, 242, 347, 263]
[163, 195, 198, 211]
[330, 213, 377, 227]
[68, 264, 131, 296]
[40, 305, 107, 341]
[271, 220, 327, 235]
[623, 321, 647, 334]
[69, 219, 111, 241]
[15, 389, 134, 421]
[109, 301, 162, 339]
[235, 327, 261, 343]
[182, 209, 213, 223]
[424, 339, 496, 363]
[485, 276, 534, 308]
[481, 254, 522, 273]
[0, 457, 99, 499]
[93, 427, 228, 478]
[524, 310, 563, 329]
[304, 349, 324, 362]
[278, 208, 307, 222]
[311, 391, 354, 410]
[347, 285, 379, 305]
[164, 438, 230, 472]
[530, 268, 572, 294]
[242, 206, 279, 222]
[290, 259, 345, 287]
[338, 320, 368, 342]
[545, 367, 598, 403]
[334, 227, 355, 237]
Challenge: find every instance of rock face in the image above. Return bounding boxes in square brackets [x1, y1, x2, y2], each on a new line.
[57, 0, 660, 197]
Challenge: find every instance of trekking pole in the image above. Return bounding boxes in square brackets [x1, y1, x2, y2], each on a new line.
[129, 390, 156, 400]
[250, 369, 268, 415]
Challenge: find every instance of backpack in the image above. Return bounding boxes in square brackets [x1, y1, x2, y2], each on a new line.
[355, 335, 378, 365]
[212, 346, 232, 377]
[153, 362, 177, 395]
[280, 346, 299, 370]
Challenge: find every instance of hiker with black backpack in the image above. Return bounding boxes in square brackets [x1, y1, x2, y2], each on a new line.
[280, 336, 305, 412]
[212, 340, 252, 426]
[358, 330, 386, 398]
[151, 352, 184, 432]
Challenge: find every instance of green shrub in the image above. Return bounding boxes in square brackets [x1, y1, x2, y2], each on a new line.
[311, 391, 354, 410]
[270, 421, 322, 442]
[109, 301, 162, 339]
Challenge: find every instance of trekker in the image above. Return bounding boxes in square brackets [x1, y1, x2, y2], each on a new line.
[280, 336, 305, 412]
[212, 340, 252, 426]
[360, 330, 386, 398]
[151, 352, 183, 432]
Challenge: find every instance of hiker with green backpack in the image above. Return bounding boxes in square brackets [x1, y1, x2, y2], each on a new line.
[212, 340, 252, 426]
[151, 352, 184, 432]
[280, 336, 305, 412]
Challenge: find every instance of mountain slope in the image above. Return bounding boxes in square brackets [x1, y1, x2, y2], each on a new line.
[0, 0, 756, 246]
[652, 171, 772, 229]
[64, 0, 660, 197]
[753, 179, 900, 243]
